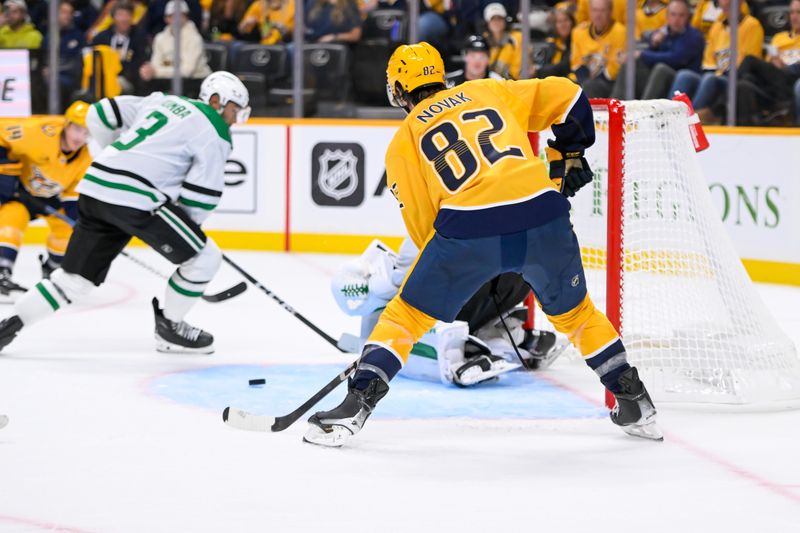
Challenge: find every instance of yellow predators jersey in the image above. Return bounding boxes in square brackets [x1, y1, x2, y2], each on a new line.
[570, 21, 627, 81]
[0, 118, 91, 203]
[702, 15, 764, 73]
[385, 77, 592, 249]
[769, 31, 800, 66]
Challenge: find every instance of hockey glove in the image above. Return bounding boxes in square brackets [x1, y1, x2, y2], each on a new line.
[545, 143, 593, 198]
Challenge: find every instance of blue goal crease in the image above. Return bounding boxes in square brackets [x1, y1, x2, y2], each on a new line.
[148, 364, 606, 420]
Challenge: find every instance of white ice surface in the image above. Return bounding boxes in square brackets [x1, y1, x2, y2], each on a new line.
[0, 248, 799, 533]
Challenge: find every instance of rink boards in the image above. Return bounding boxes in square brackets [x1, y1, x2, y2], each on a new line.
[22, 120, 800, 286]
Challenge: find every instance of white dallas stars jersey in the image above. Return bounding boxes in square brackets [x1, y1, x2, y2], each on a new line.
[81, 93, 232, 224]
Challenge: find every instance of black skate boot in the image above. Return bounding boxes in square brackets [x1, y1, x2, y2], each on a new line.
[152, 298, 214, 354]
[518, 329, 568, 370]
[0, 315, 23, 352]
[39, 254, 58, 279]
[303, 377, 390, 447]
[0, 268, 26, 303]
[610, 367, 663, 441]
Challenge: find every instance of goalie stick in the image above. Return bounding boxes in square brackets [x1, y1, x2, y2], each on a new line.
[223, 360, 357, 432]
[38, 203, 246, 303]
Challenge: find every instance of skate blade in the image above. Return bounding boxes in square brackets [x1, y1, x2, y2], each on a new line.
[156, 339, 215, 355]
[621, 421, 664, 441]
[302, 424, 351, 448]
[456, 361, 520, 387]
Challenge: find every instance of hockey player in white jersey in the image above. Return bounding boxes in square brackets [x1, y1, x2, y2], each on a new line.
[0, 71, 250, 354]
[333, 239, 569, 387]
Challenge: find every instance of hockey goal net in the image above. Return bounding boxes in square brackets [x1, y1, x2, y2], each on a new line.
[534, 99, 800, 404]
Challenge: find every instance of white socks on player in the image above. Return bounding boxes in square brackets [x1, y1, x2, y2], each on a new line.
[163, 239, 222, 322]
[15, 269, 94, 325]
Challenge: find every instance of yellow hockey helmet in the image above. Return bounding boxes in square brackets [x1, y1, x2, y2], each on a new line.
[64, 100, 90, 128]
[386, 42, 445, 107]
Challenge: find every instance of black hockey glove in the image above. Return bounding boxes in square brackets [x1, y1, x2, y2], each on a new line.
[545, 142, 593, 198]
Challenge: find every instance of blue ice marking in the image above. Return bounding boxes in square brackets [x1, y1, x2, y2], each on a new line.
[148, 364, 606, 420]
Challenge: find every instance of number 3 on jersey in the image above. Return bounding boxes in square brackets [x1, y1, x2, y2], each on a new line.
[420, 108, 524, 193]
[112, 111, 168, 151]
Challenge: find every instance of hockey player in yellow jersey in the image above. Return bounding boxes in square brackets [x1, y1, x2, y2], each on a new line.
[0, 101, 91, 300]
[304, 42, 662, 447]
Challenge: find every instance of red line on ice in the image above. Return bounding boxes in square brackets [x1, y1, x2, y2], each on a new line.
[539, 373, 800, 507]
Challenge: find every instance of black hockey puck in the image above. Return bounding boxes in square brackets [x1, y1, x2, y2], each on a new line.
[248, 378, 266, 386]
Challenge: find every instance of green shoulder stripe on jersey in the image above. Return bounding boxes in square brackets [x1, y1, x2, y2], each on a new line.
[182, 97, 232, 145]
[35, 282, 60, 311]
[179, 196, 217, 211]
[83, 173, 160, 202]
[93, 102, 115, 130]
[168, 278, 204, 298]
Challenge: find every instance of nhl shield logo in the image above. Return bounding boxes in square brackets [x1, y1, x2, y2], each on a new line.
[311, 142, 365, 206]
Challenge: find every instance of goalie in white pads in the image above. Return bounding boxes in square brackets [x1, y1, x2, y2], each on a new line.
[333, 239, 569, 387]
[0, 72, 250, 354]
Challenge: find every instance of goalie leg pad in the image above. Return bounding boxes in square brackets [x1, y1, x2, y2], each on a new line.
[15, 269, 93, 325]
[163, 238, 222, 323]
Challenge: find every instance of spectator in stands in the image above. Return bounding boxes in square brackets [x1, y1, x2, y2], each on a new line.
[93, 1, 147, 93]
[669, 0, 763, 122]
[690, 0, 749, 40]
[483, 3, 523, 79]
[238, 0, 294, 44]
[42, 1, 85, 97]
[446, 34, 505, 86]
[570, 0, 626, 97]
[207, 0, 252, 41]
[0, 0, 43, 49]
[418, 0, 452, 52]
[87, 0, 148, 42]
[611, 0, 703, 99]
[305, 0, 362, 43]
[146, 0, 203, 36]
[734, 0, 800, 126]
[576, 0, 625, 27]
[636, 0, 668, 39]
[139, 0, 211, 82]
[533, 3, 575, 79]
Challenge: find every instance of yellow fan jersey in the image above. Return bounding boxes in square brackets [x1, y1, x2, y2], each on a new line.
[769, 31, 800, 67]
[385, 76, 593, 249]
[570, 21, 627, 81]
[702, 14, 764, 73]
[0, 118, 91, 203]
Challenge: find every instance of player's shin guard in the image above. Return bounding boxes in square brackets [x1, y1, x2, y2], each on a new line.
[163, 239, 222, 323]
[15, 269, 92, 325]
[0, 269, 93, 351]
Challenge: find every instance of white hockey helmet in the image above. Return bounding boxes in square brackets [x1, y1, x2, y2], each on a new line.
[199, 71, 251, 123]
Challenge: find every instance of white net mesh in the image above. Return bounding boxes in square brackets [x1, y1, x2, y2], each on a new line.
[538, 99, 800, 404]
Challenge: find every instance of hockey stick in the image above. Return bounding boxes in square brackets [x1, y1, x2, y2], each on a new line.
[221, 255, 347, 352]
[38, 202, 246, 303]
[222, 360, 357, 432]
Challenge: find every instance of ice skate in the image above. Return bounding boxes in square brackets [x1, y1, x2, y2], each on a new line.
[0, 268, 26, 304]
[152, 298, 214, 354]
[303, 377, 389, 447]
[0, 315, 23, 352]
[518, 329, 569, 370]
[452, 352, 519, 387]
[610, 367, 663, 441]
